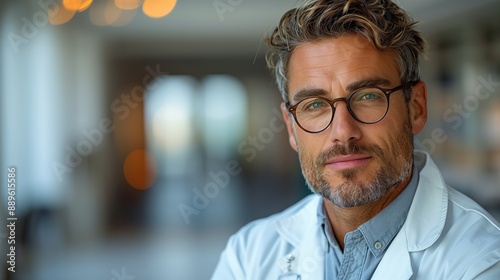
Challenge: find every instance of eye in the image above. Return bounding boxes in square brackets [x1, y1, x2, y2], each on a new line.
[358, 92, 381, 100]
[311, 100, 325, 108]
[352, 89, 385, 103]
[302, 98, 328, 111]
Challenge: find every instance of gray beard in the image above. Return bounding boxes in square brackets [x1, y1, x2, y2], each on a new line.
[298, 117, 414, 208]
[304, 158, 412, 207]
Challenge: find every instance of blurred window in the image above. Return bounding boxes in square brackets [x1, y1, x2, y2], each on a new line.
[145, 74, 247, 175]
[200, 75, 247, 161]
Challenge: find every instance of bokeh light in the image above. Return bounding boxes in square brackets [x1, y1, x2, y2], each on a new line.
[142, 0, 176, 19]
[77, 0, 93, 12]
[123, 149, 156, 190]
[105, 0, 122, 25]
[63, 0, 93, 11]
[49, 4, 77, 25]
[115, 0, 143, 10]
[90, 0, 122, 26]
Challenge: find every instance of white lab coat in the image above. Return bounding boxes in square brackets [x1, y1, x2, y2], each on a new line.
[212, 153, 500, 279]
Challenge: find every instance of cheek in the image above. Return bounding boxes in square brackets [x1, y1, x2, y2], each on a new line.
[294, 134, 322, 166]
[379, 102, 410, 139]
[378, 120, 413, 158]
[362, 117, 404, 152]
[295, 131, 323, 154]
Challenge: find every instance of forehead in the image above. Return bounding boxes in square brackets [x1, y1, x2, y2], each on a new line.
[287, 35, 399, 99]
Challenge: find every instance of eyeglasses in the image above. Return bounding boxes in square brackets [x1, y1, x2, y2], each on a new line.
[286, 81, 418, 133]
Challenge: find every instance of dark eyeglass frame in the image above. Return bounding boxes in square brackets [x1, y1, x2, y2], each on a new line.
[286, 81, 419, 133]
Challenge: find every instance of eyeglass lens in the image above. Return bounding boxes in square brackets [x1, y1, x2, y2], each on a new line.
[294, 87, 388, 132]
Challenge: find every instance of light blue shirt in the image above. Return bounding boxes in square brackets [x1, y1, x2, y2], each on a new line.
[320, 159, 423, 280]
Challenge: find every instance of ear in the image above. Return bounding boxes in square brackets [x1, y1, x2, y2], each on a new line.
[409, 81, 428, 134]
[281, 102, 298, 152]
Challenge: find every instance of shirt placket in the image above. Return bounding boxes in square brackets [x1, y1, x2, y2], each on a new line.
[337, 230, 368, 280]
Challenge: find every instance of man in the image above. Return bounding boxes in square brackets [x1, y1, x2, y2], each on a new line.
[212, 0, 500, 279]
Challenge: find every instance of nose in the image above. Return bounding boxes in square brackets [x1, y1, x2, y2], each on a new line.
[327, 102, 362, 144]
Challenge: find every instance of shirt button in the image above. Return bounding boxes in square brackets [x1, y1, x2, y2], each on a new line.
[374, 241, 383, 250]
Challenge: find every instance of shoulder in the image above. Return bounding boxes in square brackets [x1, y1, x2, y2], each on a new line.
[444, 184, 500, 241]
[415, 152, 500, 236]
[407, 153, 500, 278]
[427, 187, 500, 279]
[211, 194, 321, 279]
[431, 185, 500, 278]
[446, 185, 500, 230]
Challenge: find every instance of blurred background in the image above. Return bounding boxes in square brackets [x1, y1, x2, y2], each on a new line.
[0, 0, 499, 279]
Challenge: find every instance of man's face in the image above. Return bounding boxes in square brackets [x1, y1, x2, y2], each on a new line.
[282, 35, 427, 208]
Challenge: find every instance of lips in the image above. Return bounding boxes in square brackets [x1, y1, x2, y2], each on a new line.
[325, 154, 372, 170]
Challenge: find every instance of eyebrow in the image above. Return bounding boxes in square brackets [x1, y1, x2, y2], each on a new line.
[291, 77, 393, 103]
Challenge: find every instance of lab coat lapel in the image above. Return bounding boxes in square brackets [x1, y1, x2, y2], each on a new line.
[276, 195, 325, 280]
[278, 225, 325, 280]
[371, 230, 413, 280]
[372, 152, 448, 280]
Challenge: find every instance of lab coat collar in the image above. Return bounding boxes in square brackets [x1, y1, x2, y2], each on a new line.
[404, 151, 448, 252]
[275, 194, 323, 248]
[373, 151, 449, 279]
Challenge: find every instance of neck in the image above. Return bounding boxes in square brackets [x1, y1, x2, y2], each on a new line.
[323, 172, 412, 250]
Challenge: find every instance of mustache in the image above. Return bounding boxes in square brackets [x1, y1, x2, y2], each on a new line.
[316, 142, 385, 166]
